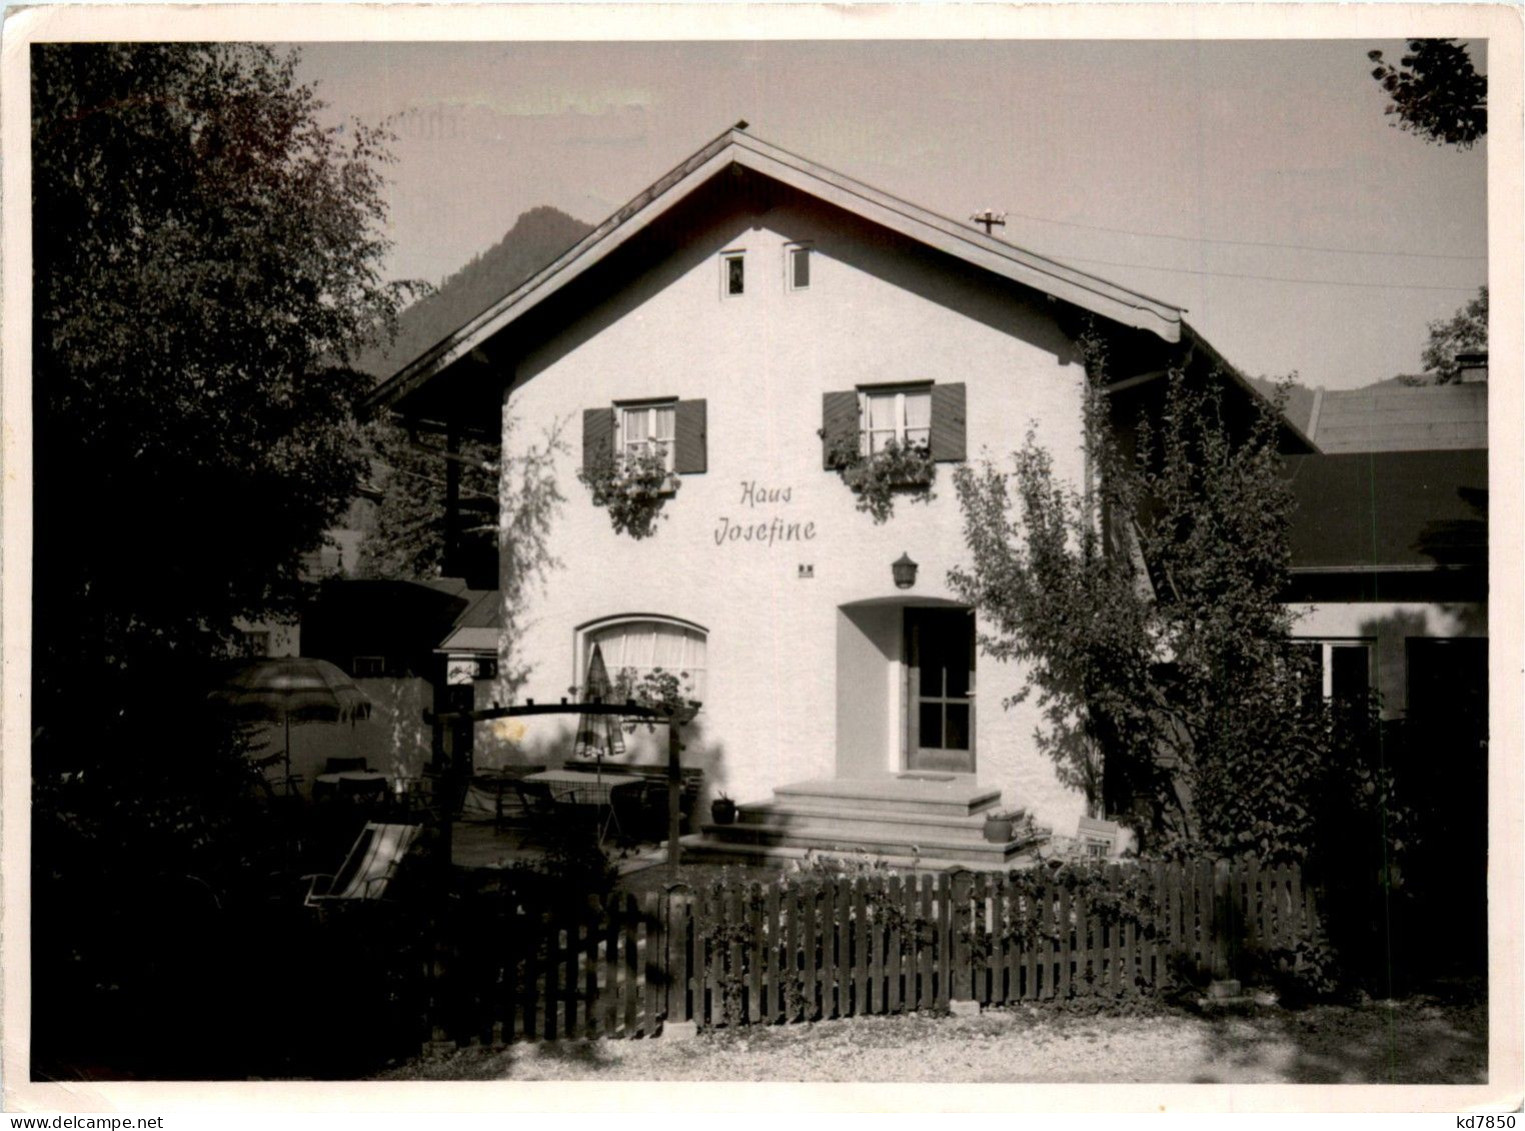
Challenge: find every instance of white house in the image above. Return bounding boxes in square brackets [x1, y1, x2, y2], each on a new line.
[367, 124, 1307, 862]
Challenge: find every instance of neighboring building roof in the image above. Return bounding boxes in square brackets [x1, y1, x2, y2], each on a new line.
[437, 588, 501, 655]
[1248, 378, 1487, 454]
[1285, 448, 1487, 574]
[367, 123, 1197, 416]
[1308, 383, 1488, 453]
[437, 626, 499, 655]
[1243, 380, 1319, 441]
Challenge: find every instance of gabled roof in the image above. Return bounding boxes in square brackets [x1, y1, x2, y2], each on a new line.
[367, 124, 1190, 414]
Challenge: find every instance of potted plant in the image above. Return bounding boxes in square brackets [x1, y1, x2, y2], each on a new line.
[710, 792, 737, 825]
[982, 807, 1023, 843]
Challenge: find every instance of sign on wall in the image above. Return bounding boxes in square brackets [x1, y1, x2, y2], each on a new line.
[714, 480, 817, 546]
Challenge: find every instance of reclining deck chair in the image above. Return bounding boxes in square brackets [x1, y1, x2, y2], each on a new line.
[305, 821, 422, 907]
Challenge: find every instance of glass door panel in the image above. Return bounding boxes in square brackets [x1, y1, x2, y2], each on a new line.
[906, 608, 976, 773]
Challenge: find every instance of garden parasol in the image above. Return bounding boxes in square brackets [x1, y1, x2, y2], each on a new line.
[573, 643, 624, 782]
[211, 657, 373, 794]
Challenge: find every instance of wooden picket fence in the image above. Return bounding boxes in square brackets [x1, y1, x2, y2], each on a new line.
[429, 858, 1315, 1046]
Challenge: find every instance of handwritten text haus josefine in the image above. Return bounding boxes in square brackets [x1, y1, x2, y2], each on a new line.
[714, 480, 818, 546]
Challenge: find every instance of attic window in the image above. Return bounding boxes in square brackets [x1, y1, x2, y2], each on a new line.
[722, 251, 745, 297]
[788, 244, 812, 291]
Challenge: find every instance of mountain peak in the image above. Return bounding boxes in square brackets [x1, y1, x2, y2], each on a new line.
[357, 206, 593, 381]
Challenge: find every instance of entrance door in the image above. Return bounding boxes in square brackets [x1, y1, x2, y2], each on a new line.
[905, 608, 976, 773]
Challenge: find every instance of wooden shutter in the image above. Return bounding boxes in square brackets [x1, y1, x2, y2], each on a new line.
[821, 390, 859, 468]
[929, 382, 967, 462]
[582, 406, 614, 471]
[674, 399, 707, 474]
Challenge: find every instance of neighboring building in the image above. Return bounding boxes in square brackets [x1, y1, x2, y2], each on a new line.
[366, 124, 1307, 858]
[1273, 377, 1489, 718]
[1278, 372, 1489, 969]
[229, 618, 300, 659]
[299, 577, 504, 781]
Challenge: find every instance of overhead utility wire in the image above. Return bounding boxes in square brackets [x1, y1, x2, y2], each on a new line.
[1003, 207, 1486, 262]
[1060, 254, 1484, 294]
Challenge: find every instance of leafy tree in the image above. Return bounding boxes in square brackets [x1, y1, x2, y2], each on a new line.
[354, 418, 500, 585]
[951, 343, 1392, 866]
[31, 43, 415, 1076]
[33, 42, 416, 756]
[1367, 39, 1487, 149]
[1421, 285, 1488, 383]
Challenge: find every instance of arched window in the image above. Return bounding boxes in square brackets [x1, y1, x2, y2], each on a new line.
[580, 616, 708, 704]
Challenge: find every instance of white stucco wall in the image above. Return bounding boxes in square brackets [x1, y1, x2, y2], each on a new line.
[491, 195, 1090, 835]
[1292, 599, 1487, 718]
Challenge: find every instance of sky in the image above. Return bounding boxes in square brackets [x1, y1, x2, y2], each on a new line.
[293, 39, 1489, 391]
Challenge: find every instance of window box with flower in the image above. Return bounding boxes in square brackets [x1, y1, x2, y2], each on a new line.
[819, 382, 964, 523]
[579, 398, 707, 539]
[577, 443, 678, 539]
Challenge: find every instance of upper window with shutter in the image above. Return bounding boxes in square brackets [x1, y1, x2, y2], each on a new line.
[583, 398, 707, 477]
[821, 382, 965, 467]
[786, 243, 812, 292]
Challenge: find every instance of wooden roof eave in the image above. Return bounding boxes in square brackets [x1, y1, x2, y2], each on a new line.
[367, 126, 1189, 416]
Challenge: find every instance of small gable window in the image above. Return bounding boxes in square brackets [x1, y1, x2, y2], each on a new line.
[788, 244, 812, 291]
[722, 250, 745, 297]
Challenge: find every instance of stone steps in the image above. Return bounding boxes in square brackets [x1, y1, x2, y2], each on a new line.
[734, 800, 1003, 845]
[697, 819, 1033, 863]
[685, 775, 1047, 870]
[678, 835, 1036, 873]
[772, 776, 1001, 817]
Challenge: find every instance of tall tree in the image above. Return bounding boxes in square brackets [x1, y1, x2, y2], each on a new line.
[353, 418, 501, 587]
[31, 44, 416, 1075]
[951, 347, 1390, 866]
[1421, 286, 1488, 383]
[1367, 39, 1487, 149]
[32, 43, 415, 761]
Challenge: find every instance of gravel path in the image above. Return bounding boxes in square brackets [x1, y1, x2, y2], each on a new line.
[386, 997, 1486, 1085]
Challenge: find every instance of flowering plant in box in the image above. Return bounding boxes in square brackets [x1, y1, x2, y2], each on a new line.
[577, 444, 677, 539]
[612, 667, 701, 731]
[820, 429, 936, 523]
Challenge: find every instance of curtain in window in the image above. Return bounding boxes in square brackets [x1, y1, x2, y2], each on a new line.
[903, 390, 931, 448]
[587, 620, 706, 702]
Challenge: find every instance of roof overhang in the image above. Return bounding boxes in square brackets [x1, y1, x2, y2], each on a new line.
[367, 125, 1188, 416]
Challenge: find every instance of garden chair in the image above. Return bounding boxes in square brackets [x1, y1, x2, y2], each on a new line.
[304, 821, 422, 907]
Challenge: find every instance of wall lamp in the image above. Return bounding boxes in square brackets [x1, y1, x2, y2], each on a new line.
[892, 552, 919, 590]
